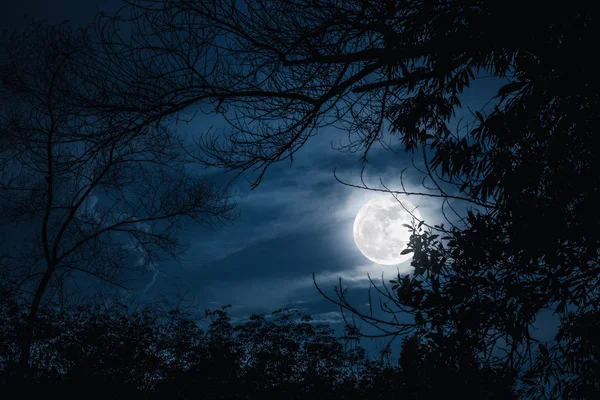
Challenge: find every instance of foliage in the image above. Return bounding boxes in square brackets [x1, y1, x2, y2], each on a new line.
[0, 292, 518, 398]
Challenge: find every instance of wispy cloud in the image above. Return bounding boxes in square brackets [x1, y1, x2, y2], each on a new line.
[298, 261, 414, 293]
[78, 193, 162, 295]
[306, 311, 345, 324]
[163, 128, 451, 324]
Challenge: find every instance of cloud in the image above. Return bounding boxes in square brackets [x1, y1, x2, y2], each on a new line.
[305, 311, 346, 324]
[169, 159, 432, 315]
[288, 300, 309, 305]
[186, 129, 451, 269]
[152, 126, 453, 328]
[76, 192, 163, 295]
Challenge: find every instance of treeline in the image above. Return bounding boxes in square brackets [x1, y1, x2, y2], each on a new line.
[0, 292, 517, 399]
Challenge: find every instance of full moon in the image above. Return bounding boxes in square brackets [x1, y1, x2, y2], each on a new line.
[353, 196, 422, 265]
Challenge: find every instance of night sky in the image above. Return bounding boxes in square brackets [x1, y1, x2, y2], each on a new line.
[2, 0, 559, 355]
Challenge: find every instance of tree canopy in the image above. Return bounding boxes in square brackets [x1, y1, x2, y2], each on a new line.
[0, 292, 518, 399]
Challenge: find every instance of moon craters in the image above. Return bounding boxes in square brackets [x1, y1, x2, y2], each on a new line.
[353, 196, 421, 265]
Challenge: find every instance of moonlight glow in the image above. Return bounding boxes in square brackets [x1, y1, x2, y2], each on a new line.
[353, 196, 422, 265]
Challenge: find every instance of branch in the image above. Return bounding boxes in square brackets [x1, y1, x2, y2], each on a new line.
[333, 166, 498, 210]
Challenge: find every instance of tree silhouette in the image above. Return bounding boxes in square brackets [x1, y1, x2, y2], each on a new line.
[0, 292, 206, 395]
[0, 22, 236, 375]
[100, 1, 599, 397]
[0, 294, 519, 399]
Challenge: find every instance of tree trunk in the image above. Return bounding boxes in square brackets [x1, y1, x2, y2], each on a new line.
[18, 266, 54, 378]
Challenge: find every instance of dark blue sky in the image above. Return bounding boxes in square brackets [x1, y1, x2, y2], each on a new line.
[2, 0, 559, 357]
